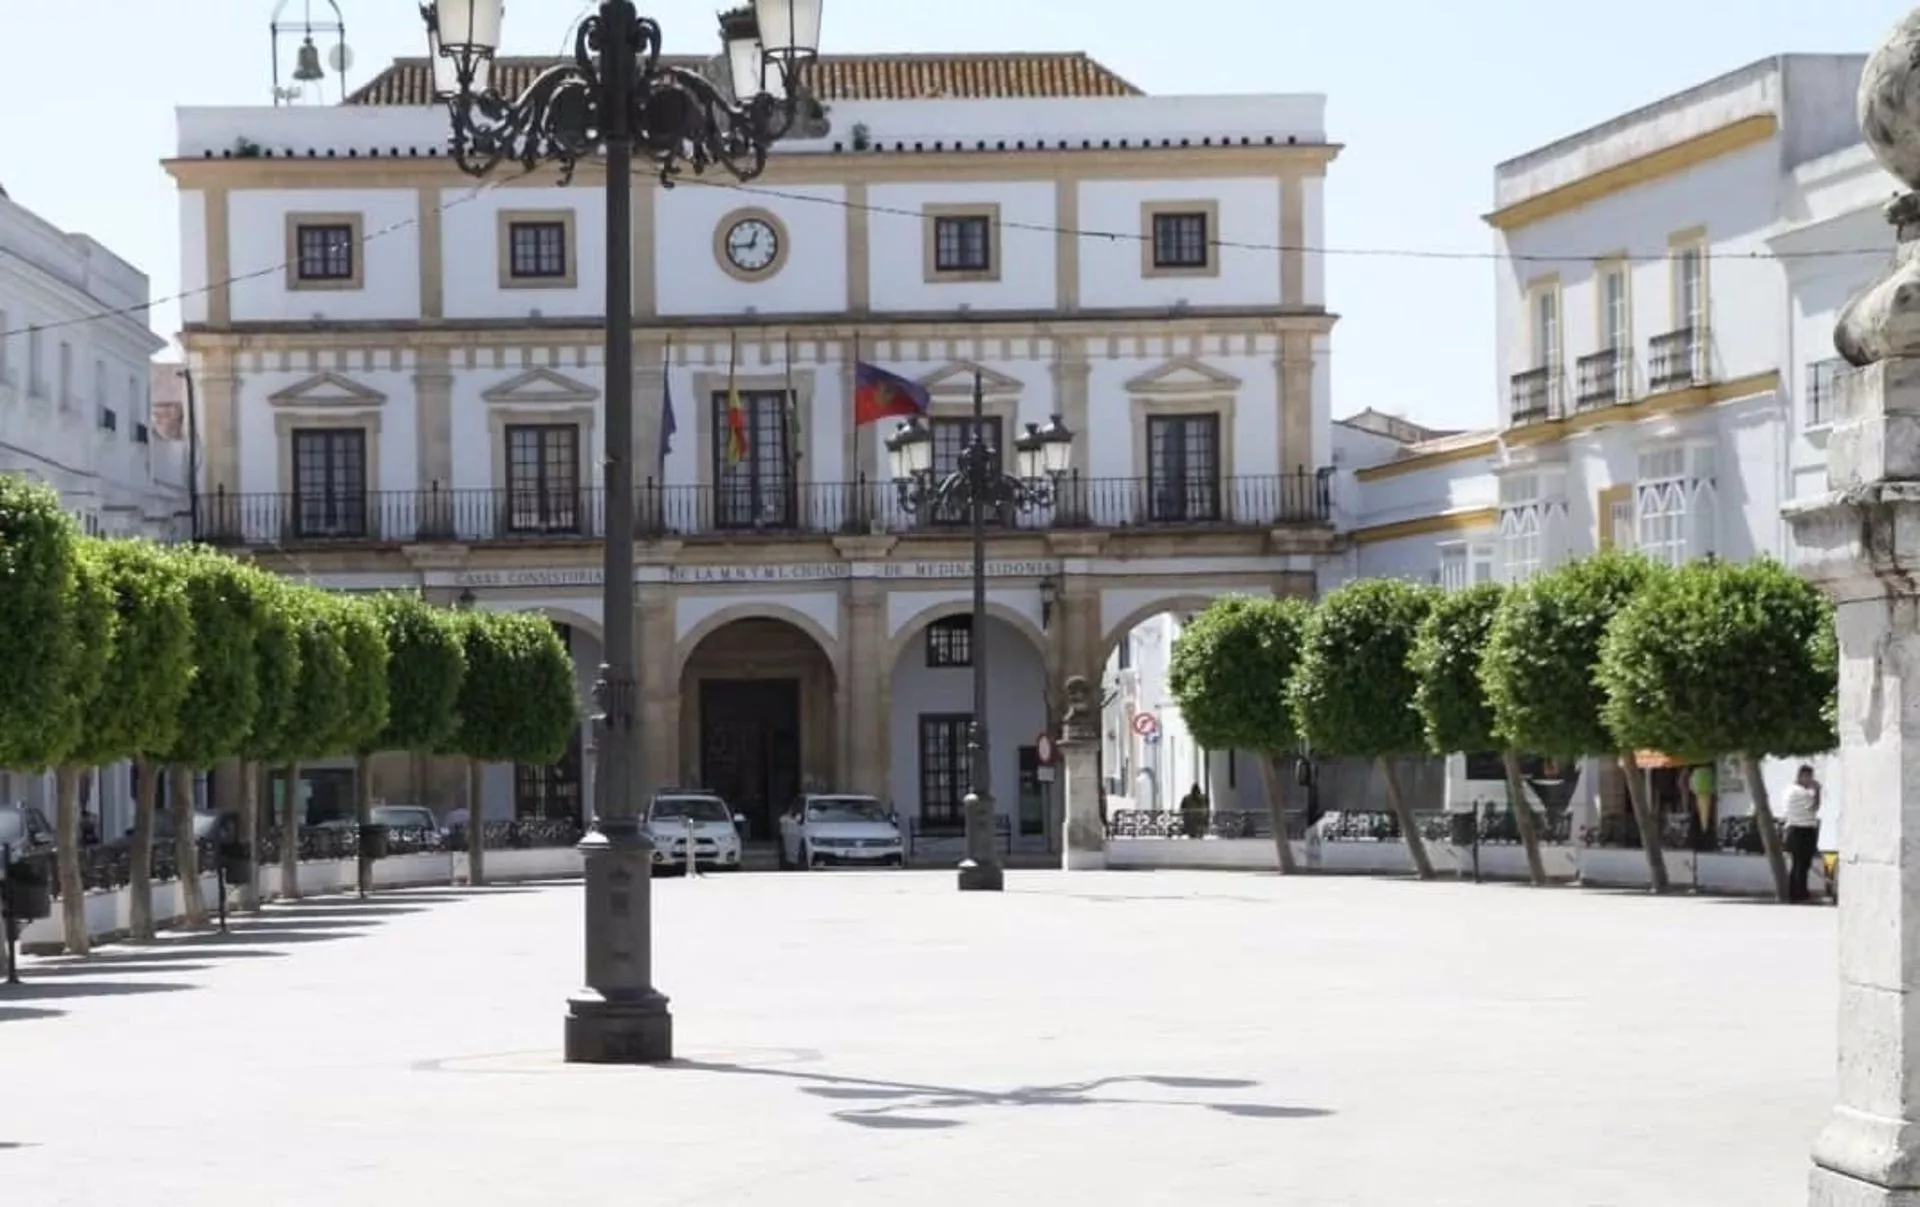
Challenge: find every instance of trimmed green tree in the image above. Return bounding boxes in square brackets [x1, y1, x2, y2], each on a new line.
[47, 541, 117, 955]
[1482, 550, 1668, 891]
[1166, 594, 1311, 873]
[159, 550, 268, 925]
[265, 587, 355, 899]
[1598, 557, 1837, 902]
[323, 595, 391, 894]
[228, 568, 302, 912]
[1288, 578, 1439, 878]
[0, 478, 84, 775]
[1410, 583, 1550, 885]
[70, 541, 196, 941]
[450, 611, 578, 884]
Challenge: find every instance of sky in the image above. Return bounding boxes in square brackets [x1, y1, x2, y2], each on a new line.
[0, 0, 1908, 433]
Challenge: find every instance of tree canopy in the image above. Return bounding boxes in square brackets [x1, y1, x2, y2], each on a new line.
[44, 540, 118, 770]
[68, 540, 196, 766]
[269, 588, 354, 765]
[1166, 595, 1309, 755]
[1482, 550, 1659, 758]
[326, 596, 391, 757]
[1410, 582, 1506, 756]
[1289, 578, 1434, 758]
[451, 611, 578, 765]
[0, 478, 84, 769]
[235, 569, 302, 767]
[368, 592, 467, 755]
[1599, 557, 1837, 760]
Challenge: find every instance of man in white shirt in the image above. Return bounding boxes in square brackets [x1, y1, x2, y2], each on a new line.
[1782, 764, 1822, 903]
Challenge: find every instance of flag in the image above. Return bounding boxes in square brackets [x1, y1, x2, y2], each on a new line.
[853, 361, 932, 428]
[723, 334, 748, 466]
[659, 352, 677, 469]
[783, 333, 802, 464]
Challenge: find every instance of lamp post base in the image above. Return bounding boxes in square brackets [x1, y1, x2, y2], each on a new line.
[564, 990, 674, 1063]
[956, 858, 1004, 893]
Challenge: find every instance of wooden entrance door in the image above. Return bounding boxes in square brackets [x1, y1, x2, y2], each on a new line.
[698, 679, 801, 840]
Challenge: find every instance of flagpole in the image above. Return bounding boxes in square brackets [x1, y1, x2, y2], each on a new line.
[852, 332, 865, 530]
[784, 330, 798, 524]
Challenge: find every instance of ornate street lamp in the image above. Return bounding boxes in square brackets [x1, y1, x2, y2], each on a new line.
[887, 375, 1072, 892]
[419, 0, 823, 1065]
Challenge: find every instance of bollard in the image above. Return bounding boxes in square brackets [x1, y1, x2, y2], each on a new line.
[685, 817, 697, 878]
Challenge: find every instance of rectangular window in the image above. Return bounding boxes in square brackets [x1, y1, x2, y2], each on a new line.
[295, 223, 356, 282]
[1498, 473, 1542, 583]
[925, 415, 1006, 526]
[504, 424, 581, 534]
[1806, 357, 1846, 428]
[1531, 288, 1560, 369]
[1151, 211, 1210, 270]
[1145, 413, 1222, 522]
[710, 389, 795, 529]
[1674, 245, 1706, 332]
[1600, 265, 1628, 350]
[917, 713, 973, 834]
[925, 616, 973, 668]
[507, 220, 569, 280]
[0, 310, 10, 383]
[27, 328, 44, 397]
[57, 341, 71, 405]
[1635, 446, 1689, 568]
[933, 215, 993, 273]
[1437, 543, 1470, 592]
[290, 428, 368, 538]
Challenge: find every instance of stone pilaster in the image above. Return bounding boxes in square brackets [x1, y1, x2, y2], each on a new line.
[1277, 331, 1316, 479]
[1050, 339, 1092, 509]
[414, 350, 454, 537]
[841, 575, 890, 796]
[635, 339, 667, 493]
[1058, 675, 1105, 870]
[637, 587, 677, 792]
[1790, 17, 1920, 1203]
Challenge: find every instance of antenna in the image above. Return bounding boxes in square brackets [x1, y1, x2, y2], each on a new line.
[269, 0, 352, 106]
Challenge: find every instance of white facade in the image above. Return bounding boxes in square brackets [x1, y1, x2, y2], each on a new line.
[0, 184, 187, 835]
[171, 52, 1340, 835]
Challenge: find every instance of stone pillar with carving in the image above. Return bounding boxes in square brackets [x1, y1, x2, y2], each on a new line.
[841, 579, 890, 796]
[636, 586, 678, 794]
[1789, 15, 1920, 1204]
[1058, 675, 1105, 870]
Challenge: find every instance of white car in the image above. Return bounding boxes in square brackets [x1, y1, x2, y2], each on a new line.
[645, 792, 745, 874]
[778, 795, 906, 870]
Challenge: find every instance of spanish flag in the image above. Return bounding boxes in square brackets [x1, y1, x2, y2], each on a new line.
[724, 334, 749, 466]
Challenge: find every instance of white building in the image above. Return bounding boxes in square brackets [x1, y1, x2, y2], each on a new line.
[169, 47, 1342, 841]
[1319, 53, 1886, 835]
[0, 184, 188, 833]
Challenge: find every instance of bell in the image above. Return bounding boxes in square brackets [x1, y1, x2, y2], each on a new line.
[293, 37, 325, 83]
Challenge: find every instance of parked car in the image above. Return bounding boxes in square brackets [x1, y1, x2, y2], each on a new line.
[644, 791, 745, 874]
[370, 804, 446, 851]
[0, 802, 54, 857]
[779, 795, 905, 870]
[114, 809, 236, 850]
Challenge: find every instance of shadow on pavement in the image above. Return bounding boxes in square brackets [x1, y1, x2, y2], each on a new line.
[9, 961, 218, 979]
[665, 1062, 1332, 1131]
[0, 978, 195, 1002]
[0, 1005, 65, 1022]
[37, 946, 288, 967]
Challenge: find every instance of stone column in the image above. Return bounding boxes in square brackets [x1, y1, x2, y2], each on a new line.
[636, 587, 677, 794]
[1789, 17, 1920, 1204]
[1058, 675, 1105, 870]
[414, 350, 454, 537]
[841, 584, 889, 796]
[1050, 340, 1092, 518]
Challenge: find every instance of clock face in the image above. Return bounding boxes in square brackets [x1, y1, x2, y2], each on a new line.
[724, 218, 780, 274]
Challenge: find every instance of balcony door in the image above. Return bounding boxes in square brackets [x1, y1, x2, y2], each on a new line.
[711, 390, 796, 529]
[505, 424, 581, 534]
[290, 427, 367, 538]
[1146, 414, 1222, 522]
[927, 416, 1007, 526]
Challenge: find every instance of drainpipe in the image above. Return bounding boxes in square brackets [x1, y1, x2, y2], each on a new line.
[179, 366, 199, 539]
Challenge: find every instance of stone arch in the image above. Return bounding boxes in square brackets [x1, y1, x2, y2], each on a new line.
[673, 601, 841, 681]
[505, 605, 604, 646]
[885, 600, 1049, 668]
[1099, 591, 1257, 664]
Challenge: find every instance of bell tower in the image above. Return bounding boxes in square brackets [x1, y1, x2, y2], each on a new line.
[270, 0, 352, 105]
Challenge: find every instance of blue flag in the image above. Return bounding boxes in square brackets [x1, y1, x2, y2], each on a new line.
[661, 370, 677, 467]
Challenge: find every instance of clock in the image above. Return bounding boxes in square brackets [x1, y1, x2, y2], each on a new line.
[723, 216, 780, 275]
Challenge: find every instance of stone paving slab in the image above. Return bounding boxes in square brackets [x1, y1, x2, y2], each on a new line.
[0, 871, 1834, 1206]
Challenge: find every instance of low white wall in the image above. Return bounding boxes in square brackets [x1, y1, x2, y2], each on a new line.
[18, 846, 585, 952]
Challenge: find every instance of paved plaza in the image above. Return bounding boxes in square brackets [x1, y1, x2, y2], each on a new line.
[1, 870, 1833, 1206]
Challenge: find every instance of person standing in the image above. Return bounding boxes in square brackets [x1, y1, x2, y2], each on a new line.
[1783, 764, 1823, 904]
[1178, 782, 1209, 839]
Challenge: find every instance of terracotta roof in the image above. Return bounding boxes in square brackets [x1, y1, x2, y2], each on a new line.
[347, 52, 1142, 106]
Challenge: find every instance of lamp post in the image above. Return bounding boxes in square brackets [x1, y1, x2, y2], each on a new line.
[420, 0, 822, 1064]
[887, 374, 1072, 891]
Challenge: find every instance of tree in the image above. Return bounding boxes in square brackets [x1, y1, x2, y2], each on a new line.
[1483, 551, 1668, 891]
[1410, 583, 1549, 885]
[45, 541, 116, 955]
[1167, 595, 1310, 873]
[1598, 557, 1837, 901]
[324, 594, 392, 895]
[355, 594, 464, 881]
[264, 587, 354, 899]
[159, 550, 267, 925]
[449, 611, 578, 884]
[1288, 578, 1439, 878]
[68, 541, 196, 942]
[0, 478, 84, 775]
[229, 568, 301, 912]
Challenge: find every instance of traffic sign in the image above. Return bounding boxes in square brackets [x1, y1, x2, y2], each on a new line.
[1035, 734, 1054, 764]
[1130, 712, 1159, 737]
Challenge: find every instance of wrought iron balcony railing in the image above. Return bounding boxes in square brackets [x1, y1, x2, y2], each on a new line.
[1508, 365, 1562, 427]
[1647, 326, 1710, 392]
[1574, 347, 1631, 410]
[191, 471, 1334, 549]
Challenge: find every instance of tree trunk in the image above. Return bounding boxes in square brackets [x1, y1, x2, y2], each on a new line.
[1378, 756, 1436, 879]
[128, 755, 160, 939]
[279, 762, 302, 900]
[355, 752, 375, 897]
[1616, 752, 1671, 894]
[466, 757, 486, 887]
[1501, 750, 1548, 886]
[1255, 753, 1302, 874]
[234, 761, 261, 912]
[54, 765, 89, 957]
[170, 765, 209, 925]
[1739, 752, 1792, 903]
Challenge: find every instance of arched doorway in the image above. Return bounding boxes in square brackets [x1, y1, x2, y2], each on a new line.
[678, 617, 838, 840]
[1101, 595, 1248, 820]
[888, 607, 1048, 843]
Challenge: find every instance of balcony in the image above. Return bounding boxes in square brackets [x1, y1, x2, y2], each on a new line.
[1647, 327, 1709, 392]
[1508, 366, 1562, 427]
[1574, 348, 1630, 410]
[192, 471, 1334, 549]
